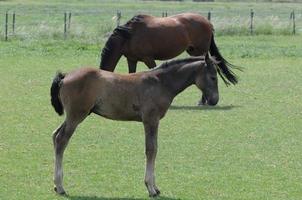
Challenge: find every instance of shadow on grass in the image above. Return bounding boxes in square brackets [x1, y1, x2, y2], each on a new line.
[66, 195, 181, 200]
[169, 104, 239, 111]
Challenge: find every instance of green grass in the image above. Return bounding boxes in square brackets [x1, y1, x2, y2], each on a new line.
[1, 33, 302, 200]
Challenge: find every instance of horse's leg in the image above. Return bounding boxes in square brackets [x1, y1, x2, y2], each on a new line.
[143, 119, 160, 197]
[144, 59, 156, 69]
[53, 112, 87, 194]
[198, 94, 207, 106]
[127, 58, 138, 73]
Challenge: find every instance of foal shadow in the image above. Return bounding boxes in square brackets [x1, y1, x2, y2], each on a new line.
[169, 104, 239, 111]
[66, 195, 181, 200]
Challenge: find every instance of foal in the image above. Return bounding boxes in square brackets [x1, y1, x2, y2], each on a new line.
[51, 56, 219, 197]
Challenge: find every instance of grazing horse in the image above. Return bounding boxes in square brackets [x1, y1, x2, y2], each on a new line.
[100, 13, 238, 104]
[51, 56, 219, 197]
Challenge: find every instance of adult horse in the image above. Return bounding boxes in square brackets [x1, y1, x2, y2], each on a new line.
[51, 56, 219, 197]
[100, 13, 238, 104]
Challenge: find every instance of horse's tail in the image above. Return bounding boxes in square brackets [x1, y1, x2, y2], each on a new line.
[50, 72, 65, 116]
[209, 34, 238, 85]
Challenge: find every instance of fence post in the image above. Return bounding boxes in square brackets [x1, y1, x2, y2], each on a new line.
[116, 10, 121, 27]
[64, 12, 67, 39]
[68, 12, 71, 30]
[162, 11, 167, 17]
[208, 11, 211, 21]
[12, 12, 15, 35]
[250, 9, 254, 35]
[292, 10, 296, 35]
[5, 11, 8, 41]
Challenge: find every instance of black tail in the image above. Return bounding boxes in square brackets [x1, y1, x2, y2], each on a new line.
[50, 72, 65, 116]
[209, 34, 239, 85]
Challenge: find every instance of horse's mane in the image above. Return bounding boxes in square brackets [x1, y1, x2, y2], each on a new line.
[125, 14, 145, 26]
[100, 15, 148, 69]
[100, 26, 132, 69]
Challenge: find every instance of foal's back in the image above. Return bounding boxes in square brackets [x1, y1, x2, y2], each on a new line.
[59, 68, 169, 122]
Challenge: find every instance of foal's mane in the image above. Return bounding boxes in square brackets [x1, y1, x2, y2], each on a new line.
[154, 57, 206, 71]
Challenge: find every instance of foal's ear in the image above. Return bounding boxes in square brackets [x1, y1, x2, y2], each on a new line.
[206, 55, 221, 65]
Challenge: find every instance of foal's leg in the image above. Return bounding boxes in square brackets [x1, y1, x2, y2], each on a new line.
[53, 112, 87, 194]
[127, 58, 138, 73]
[143, 119, 160, 197]
[53, 120, 78, 194]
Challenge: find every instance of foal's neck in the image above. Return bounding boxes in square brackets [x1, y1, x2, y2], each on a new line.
[156, 63, 198, 97]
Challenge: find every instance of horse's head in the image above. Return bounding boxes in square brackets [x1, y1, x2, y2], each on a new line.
[195, 57, 219, 106]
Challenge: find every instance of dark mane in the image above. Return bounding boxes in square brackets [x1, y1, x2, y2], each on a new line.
[154, 56, 206, 71]
[100, 15, 148, 69]
[100, 25, 132, 69]
[125, 15, 145, 26]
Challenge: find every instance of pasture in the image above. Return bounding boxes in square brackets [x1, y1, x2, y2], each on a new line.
[1, 0, 302, 200]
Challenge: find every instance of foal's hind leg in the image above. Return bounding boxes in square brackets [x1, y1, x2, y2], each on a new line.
[53, 113, 87, 194]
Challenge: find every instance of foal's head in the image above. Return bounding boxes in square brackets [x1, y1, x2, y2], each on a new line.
[195, 57, 219, 106]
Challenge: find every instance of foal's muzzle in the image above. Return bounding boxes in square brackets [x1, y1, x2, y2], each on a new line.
[207, 93, 219, 106]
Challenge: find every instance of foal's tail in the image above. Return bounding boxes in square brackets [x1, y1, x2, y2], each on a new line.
[209, 34, 239, 85]
[50, 72, 65, 116]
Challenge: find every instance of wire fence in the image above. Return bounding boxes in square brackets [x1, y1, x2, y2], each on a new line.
[1, 9, 301, 41]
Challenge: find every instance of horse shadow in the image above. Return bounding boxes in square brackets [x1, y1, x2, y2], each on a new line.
[66, 195, 181, 200]
[169, 104, 239, 111]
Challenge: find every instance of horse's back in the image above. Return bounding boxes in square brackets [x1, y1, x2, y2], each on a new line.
[124, 13, 213, 60]
[124, 15, 190, 60]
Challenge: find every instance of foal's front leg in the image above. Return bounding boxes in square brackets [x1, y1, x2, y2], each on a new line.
[143, 119, 160, 197]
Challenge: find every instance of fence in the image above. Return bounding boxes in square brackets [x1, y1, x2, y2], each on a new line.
[1, 9, 301, 41]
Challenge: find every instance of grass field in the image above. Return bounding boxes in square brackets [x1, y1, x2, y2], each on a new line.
[1, 1, 302, 200]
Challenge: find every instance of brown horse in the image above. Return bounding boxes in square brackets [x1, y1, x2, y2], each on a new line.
[51, 56, 219, 197]
[100, 13, 238, 104]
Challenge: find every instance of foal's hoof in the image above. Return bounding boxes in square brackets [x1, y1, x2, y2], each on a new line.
[149, 188, 161, 198]
[155, 188, 161, 195]
[54, 186, 66, 195]
[149, 192, 160, 198]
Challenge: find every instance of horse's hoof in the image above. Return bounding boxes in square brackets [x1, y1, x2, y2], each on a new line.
[54, 187, 66, 195]
[197, 102, 206, 106]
